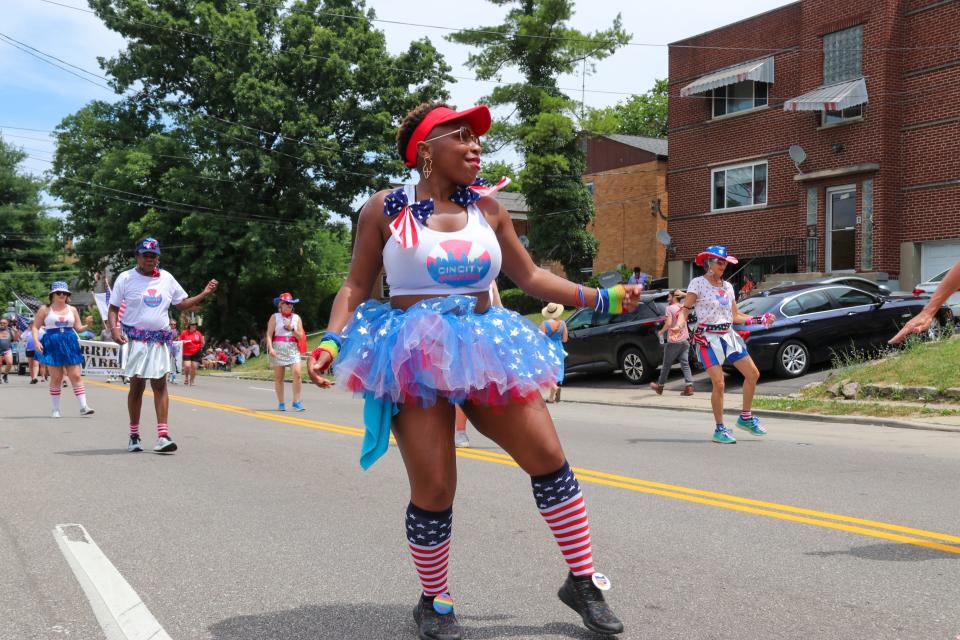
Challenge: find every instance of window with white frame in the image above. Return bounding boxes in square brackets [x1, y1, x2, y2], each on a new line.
[712, 161, 768, 211]
[822, 103, 864, 126]
[710, 81, 768, 117]
[823, 25, 863, 85]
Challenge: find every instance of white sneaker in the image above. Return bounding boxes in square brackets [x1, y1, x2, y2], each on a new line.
[154, 435, 177, 453]
[454, 431, 471, 448]
[51, 410, 61, 418]
[127, 434, 143, 452]
[80, 406, 95, 416]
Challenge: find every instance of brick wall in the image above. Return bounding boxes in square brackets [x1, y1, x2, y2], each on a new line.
[587, 159, 669, 276]
[667, 0, 960, 281]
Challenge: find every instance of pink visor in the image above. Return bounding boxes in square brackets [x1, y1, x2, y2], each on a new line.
[404, 105, 492, 168]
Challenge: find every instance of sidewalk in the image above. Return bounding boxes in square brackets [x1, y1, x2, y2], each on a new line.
[559, 384, 960, 434]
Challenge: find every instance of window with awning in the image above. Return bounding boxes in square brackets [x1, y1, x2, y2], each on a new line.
[680, 57, 775, 97]
[783, 77, 868, 113]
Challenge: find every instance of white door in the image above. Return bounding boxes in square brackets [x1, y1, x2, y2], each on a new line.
[920, 240, 960, 281]
[826, 186, 857, 272]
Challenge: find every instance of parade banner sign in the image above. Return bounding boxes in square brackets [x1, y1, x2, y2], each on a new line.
[79, 340, 122, 375]
[79, 340, 184, 376]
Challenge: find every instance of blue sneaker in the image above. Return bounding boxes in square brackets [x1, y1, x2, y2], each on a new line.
[735, 415, 767, 436]
[278, 403, 286, 412]
[712, 426, 736, 444]
[292, 401, 305, 412]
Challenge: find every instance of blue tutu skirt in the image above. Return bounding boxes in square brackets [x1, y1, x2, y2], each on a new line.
[38, 329, 83, 367]
[334, 295, 563, 407]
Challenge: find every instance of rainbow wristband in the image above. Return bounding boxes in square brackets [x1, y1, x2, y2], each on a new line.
[311, 340, 340, 364]
[606, 285, 626, 315]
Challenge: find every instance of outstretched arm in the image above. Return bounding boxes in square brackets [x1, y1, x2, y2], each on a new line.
[889, 260, 960, 344]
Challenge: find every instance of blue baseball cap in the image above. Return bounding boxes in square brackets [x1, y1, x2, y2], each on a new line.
[136, 237, 161, 255]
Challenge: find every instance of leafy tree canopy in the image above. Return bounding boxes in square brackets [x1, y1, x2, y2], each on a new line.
[449, 0, 629, 278]
[51, 0, 451, 336]
[579, 78, 668, 138]
[0, 137, 65, 300]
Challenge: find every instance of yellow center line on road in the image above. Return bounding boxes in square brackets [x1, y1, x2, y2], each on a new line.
[87, 381, 960, 554]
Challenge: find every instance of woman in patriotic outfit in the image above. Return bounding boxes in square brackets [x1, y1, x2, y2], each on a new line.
[679, 246, 775, 444]
[108, 237, 218, 453]
[31, 281, 94, 417]
[266, 292, 306, 411]
[306, 102, 641, 639]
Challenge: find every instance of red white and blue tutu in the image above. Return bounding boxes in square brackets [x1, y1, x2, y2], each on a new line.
[38, 328, 84, 367]
[335, 295, 563, 407]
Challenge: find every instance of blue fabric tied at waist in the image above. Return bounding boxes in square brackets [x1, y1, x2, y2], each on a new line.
[123, 324, 176, 344]
[360, 392, 399, 470]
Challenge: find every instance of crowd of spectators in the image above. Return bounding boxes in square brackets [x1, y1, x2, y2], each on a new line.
[201, 337, 262, 370]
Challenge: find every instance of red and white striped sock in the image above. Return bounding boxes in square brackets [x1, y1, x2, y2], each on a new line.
[533, 461, 595, 577]
[406, 503, 453, 597]
[157, 423, 169, 438]
[49, 386, 62, 412]
[129, 422, 139, 436]
[73, 384, 87, 409]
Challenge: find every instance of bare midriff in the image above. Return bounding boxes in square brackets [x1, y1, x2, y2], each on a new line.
[390, 291, 491, 313]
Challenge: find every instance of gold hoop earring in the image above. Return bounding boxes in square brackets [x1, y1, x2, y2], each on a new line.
[422, 156, 433, 180]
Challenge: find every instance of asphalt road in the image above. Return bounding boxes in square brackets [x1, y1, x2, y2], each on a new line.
[1, 375, 958, 640]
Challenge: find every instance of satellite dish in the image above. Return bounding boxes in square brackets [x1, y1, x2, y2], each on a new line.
[656, 230, 672, 246]
[519, 235, 530, 248]
[788, 144, 807, 172]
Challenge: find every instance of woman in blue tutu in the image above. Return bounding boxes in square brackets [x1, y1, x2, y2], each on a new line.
[31, 281, 94, 418]
[306, 102, 641, 639]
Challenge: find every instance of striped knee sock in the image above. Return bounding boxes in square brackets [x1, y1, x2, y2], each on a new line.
[73, 383, 87, 409]
[157, 423, 168, 438]
[49, 386, 61, 412]
[533, 461, 595, 577]
[129, 422, 139, 436]
[406, 502, 452, 597]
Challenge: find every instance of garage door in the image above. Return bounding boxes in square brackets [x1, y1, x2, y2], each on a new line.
[921, 240, 960, 281]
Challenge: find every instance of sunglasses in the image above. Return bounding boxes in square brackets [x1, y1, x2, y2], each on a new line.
[53, 291, 68, 296]
[424, 126, 481, 147]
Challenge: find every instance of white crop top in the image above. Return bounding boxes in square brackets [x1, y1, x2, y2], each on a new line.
[273, 312, 299, 337]
[44, 307, 75, 330]
[382, 184, 503, 296]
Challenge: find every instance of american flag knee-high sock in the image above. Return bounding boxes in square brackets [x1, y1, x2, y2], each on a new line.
[533, 461, 596, 577]
[406, 502, 453, 597]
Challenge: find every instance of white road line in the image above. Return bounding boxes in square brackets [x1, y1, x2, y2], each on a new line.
[53, 524, 172, 640]
[247, 386, 273, 391]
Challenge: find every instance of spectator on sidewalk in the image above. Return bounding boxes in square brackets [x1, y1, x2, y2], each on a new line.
[539, 302, 568, 403]
[738, 273, 757, 301]
[178, 320, 204, 386]
[248, 337, 260, 358]
[651, 290, 694, 397]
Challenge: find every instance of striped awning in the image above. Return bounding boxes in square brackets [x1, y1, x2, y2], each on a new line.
[680, 57, 775, 97]
[783, 78, 868, 112]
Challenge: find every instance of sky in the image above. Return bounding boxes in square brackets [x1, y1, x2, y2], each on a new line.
[1, 0, 796, 186]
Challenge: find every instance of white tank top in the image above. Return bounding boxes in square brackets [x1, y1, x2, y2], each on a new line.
[44, 307, 75, 330]
[273, 313, 299, 337]
[383, 184, 503, 296]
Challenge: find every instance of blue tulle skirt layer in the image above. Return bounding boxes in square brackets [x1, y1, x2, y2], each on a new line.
[334, 295, 563, 406]
[38, 329, 83, 367]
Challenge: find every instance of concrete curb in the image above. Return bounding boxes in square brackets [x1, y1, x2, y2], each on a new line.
[561, 397, 960, 434]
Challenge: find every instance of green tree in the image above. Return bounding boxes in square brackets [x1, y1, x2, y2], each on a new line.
[51, 0, 451, 337]
[0, 137, 64, 300]
[579, 78, 668, 138]
[449, 0, 629, 277]
[478, 159, 521, 193]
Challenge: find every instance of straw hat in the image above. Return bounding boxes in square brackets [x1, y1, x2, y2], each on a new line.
[541, 302, 564, 320]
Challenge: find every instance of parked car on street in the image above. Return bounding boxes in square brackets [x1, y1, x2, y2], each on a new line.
[735, 284, 953, 378]
[762, 275, 894, 297]
[563, 294, 668, 384]
[912, 267, 960, 319]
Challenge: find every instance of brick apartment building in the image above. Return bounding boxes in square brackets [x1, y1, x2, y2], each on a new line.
[583, 134, 669, 278]
[667, 0, 960, 291]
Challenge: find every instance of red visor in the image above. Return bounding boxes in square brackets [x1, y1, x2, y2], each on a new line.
[404, 105, 492, 168]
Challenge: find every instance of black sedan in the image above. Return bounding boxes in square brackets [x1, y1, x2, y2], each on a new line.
[563, 296, 668, 384]
[735, 284, 954, 378]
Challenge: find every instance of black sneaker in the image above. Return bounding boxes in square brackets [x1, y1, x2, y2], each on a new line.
[30, 378, 38, 384]
[557, 572, 624, 635]
[2, 373, 7, 383]
[412, 594, 461, 640]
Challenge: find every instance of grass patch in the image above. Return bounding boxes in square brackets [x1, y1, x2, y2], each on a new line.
[753, 397, 960, 418]
[803, 333, 960, 399]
